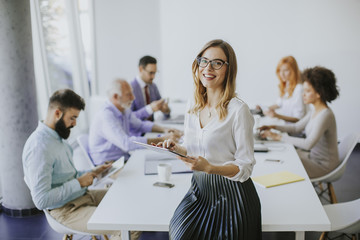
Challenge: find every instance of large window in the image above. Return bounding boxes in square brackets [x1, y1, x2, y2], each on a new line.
[31, 0, 94, 136]
[39, 0, 74, 91]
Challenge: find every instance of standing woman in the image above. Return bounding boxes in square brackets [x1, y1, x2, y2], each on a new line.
[259, 66, 340, 178]
[262, 56, 306, 123]
[161, 39, 261, 239]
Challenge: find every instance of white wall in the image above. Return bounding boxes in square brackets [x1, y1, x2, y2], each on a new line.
[95, 0, 360, 139]
[94, 0, 162, 95]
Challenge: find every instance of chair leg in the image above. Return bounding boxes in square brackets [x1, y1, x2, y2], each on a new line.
[318, 182, 324, 192]
[319, 232, 327, 240]
[328, 183, 338, 203]
[352, 234, 356, 240]
[103, 235, 109, 240]
[63, 235, 73, 240]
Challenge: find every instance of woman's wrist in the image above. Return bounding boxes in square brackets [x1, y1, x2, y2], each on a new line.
[205, 163, 214, 174]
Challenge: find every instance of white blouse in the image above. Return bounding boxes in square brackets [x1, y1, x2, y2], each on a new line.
[183, 97, 255, 182]
[276, 84, 306, 119]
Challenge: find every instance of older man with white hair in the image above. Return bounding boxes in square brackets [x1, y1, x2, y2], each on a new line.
[89, 79, 181, 165]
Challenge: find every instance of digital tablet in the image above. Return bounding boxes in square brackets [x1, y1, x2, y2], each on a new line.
[93, 157, 125, 186]
[133, 141, 187, 158]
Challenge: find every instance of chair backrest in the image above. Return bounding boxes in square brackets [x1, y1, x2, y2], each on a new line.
[43, 209, 91, 236]
[311, 133, 359, 183]
[89, 95, 107, 125]
[323, 198, 360, 234]
[77, 134, 95, 169]
[338, 134, 359, 163]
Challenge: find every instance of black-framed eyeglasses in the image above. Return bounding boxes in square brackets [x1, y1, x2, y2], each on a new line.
[143, 68, 157, 76]
[196, 57, 229, 70]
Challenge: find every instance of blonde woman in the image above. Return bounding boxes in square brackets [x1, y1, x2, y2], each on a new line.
[160, 40, 261, 239]
[261, 56, 306, 123]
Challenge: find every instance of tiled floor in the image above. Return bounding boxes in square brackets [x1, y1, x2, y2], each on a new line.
[1, 145, 359, 240]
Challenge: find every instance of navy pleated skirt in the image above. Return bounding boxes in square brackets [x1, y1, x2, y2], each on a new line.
[169, 171, 262, 240]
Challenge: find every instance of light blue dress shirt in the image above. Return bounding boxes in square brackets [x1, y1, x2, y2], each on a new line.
[22, 121, 87, 210]
[89, 100, 153, 165]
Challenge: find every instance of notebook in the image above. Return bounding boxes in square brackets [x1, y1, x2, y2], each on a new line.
[252, 171, 305, 188]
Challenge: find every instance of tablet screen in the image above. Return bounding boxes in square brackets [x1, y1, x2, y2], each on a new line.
[133, 141, 187, 158]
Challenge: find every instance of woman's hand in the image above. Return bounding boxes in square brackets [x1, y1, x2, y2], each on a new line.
[258, 125, 275, 131]
[156, 139, 187, 157]
[156, 138, 178, 152]
[260, 130, 282, 141]
[177, 156, 212, 173]
[264, 108, 278, 118]
[156, 139, 177, 150]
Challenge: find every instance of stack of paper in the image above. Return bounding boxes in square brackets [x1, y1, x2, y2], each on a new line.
[252, 171, 305, 188]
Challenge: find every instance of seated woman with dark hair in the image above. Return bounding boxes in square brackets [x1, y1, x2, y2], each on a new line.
[259, 66, 340, 178]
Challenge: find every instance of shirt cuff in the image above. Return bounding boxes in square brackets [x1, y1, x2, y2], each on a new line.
[141, 120, 154, 133]
[70, 178, 83, 191]
[222, 161, 251, 182]
[145, 105, 153, 115]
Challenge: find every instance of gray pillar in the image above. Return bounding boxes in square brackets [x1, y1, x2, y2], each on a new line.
[0, 0, 38, 210]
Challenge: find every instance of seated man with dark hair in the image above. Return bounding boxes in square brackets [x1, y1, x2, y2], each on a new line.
[131, 55, 171, 121]
[22, 89, 138, 240]
[89, 79, 181, 165]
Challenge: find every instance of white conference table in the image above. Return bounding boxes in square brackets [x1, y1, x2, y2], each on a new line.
[252, 142, 330, 239]
[87, 141, 330, 240]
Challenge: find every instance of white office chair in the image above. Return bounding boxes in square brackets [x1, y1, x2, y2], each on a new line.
[311, 133, 359, 204]
[77, 133, 95, 170]
[319, 198, 360, 240]
[44, 209, 109, 240]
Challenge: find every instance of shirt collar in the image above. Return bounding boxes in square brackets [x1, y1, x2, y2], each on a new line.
[38, 121, 62, 141]
[136, 76, 148, 88]
[105, 99, 131, 118]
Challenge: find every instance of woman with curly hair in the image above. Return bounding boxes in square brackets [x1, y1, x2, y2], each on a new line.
[259, 66, 340, 178]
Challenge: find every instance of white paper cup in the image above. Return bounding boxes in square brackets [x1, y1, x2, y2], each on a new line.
[157, 163, 172, 182]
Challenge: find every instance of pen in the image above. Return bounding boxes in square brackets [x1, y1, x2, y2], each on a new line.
[265, 159, 281, 162]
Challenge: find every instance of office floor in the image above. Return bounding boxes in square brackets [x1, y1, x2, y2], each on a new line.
[1, 144, 359, 240]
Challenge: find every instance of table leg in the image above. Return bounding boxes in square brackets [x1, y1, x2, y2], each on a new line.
[295, 231, 305, 240]
[121, 230, 130, 240]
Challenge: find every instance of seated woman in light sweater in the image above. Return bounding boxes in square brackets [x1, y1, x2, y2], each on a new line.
[259, 66, 340, 178]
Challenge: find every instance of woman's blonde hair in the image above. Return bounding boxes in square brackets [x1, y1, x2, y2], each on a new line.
[189, 39, 237, 120]
[276, 56, 301, 98]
